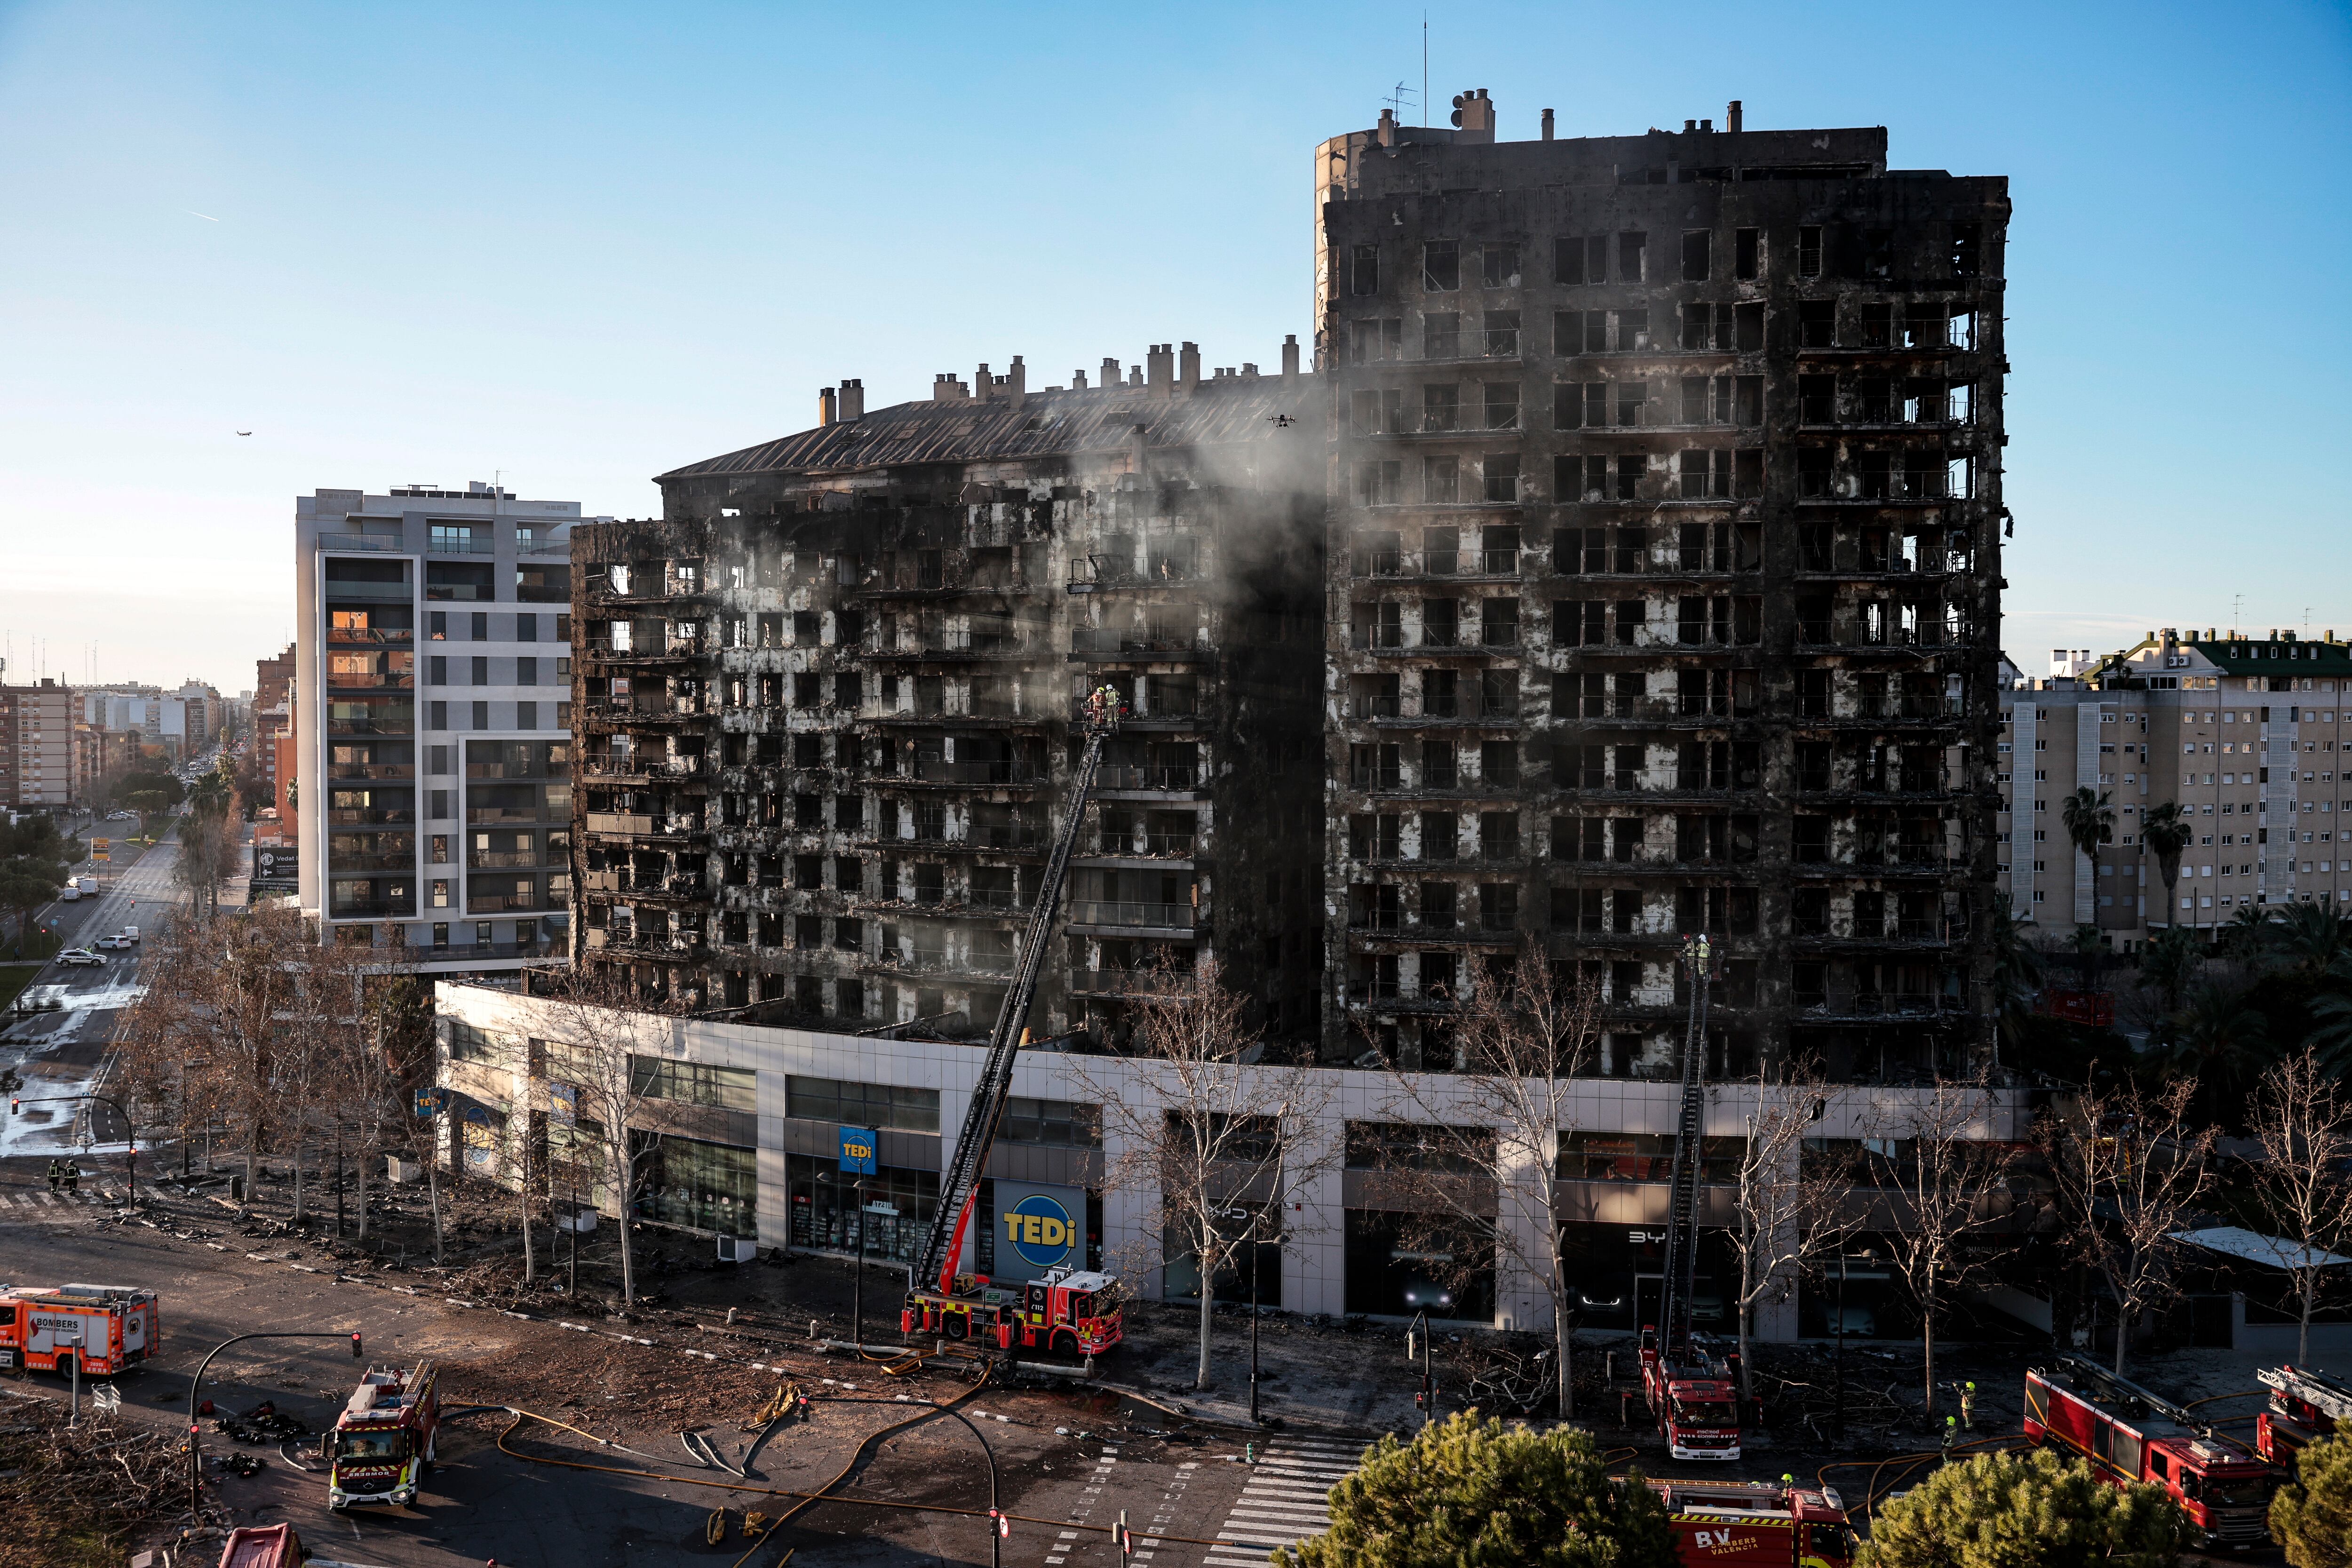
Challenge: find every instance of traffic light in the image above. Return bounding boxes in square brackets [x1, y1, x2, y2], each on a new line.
[8, 1098, 17, 1116]
[989, 1509, 1009, 1538]
[1116, 1511, 1133, 1559]
[350, 1332, 364, 1360]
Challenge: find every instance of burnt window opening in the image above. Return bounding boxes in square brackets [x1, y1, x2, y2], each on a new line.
[1735, 301, 1764, 352]
[1554, 234, 1608, 286]
[1616, 231, 1646, 282]
[1422, 240, 1460, 292]
[1797, 225, 1824, 278]
[1863, 228, 1894, 280]
[1949, 221, 1983, 279]
[1422, 383, 1461, 432]
[1483, 453, 1520, 504]
[1734, 227, 1760, 280]
[1485, 382, 1520, 430]
[1681, 230, 1711, 282]
[1481, 244, 1521, 287]
[1352, 318, 1404, 363]
[1424, 456, 1461, 504]
[1351, 243, 1381, 296]
[1423, 311, 1462, 359]
[1483, 310, 1521, 357]
[1422, 810, 1459, 860]
[1798, 300, 1836, 349]
[1799, 373, 1836, 424]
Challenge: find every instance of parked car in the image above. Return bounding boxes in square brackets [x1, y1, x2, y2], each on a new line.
[56, 949, 104, 967]
[106, 811, 136, 822]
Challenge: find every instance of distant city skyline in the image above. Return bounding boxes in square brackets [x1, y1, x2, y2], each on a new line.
[3, 0, 2347, 692]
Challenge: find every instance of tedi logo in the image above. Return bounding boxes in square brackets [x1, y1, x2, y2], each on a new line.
[1002, 1194, 1077, 1270]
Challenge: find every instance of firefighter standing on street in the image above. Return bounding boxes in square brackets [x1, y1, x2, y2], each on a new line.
[1942, 1416, 1958, 1462]
[46, 1160, 62, 1193]
[1961, 1381, 1976, 1430]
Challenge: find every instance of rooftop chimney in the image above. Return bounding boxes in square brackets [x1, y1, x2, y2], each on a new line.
[1128, 364, 1144, 388]
[1073, 368, 1089, 390]
[1102, 357, 1121, 391]
[1146, 344, 1174, 399]
[1726, 99, 1743, 133]
[839, 378, 864, 421]
[818, 387, 838, 427]
[1449, 88, 1494, 144]
[932, 373, 968, 403]
[1281, 333, 1301, 379]
[1178, 342, 1201, 394]
[1377, 106, 1396, 147]
[1006, 356, 1026, 411]
[974, 363, 993, 403]
[1541, 107, 1554, 141]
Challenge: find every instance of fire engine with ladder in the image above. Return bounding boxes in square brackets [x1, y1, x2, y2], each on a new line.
[2256, 1362, 2352, 1467]
[1649, 1479, 1857, 1568]
[1637, 935, 1744, 1460]
[2024, 1355, 2274, 1549]
[324, 1359, 441, 1510]
[901, 689, 1126, 1358]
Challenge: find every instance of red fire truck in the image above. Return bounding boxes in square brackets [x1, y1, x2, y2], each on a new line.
[216, 1524, 303, 1568]
[324, 1361, 440, 1510]
[0, 1282, 160, 1377]
[1648, 1480, 1856, 1568]
[2024, 1357, 2273, 1549]
[2256, 1363, 2352, 1467]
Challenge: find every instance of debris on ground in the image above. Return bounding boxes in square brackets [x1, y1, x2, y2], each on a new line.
[0, 1388, 199, 1568]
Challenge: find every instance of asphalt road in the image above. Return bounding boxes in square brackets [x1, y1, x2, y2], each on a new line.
[0, 1196, 1350, 1567]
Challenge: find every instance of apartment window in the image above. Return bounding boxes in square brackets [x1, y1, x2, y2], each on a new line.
[1798, 225, 1824, 277]
[1950, 221, 1983, 279]
[471, 655, 489, 686]
[1481, 740, 1519, 787]
[1680, 230, 1710, 281]
[1480, 597, 1519, 645]
[1555, 234, 1608, 285]
[429, 789, 451, 818]
[1351, 243, 1379, 296]
[1422, 811, 1458, 859]
[471, 612, 489, 639]
[1004, 1097, 1102, 1147]
[1483, 310, 1520, 357]
[517, 655, 538, 685]
[632, 1057, 757, 1113]
[1423, 384, 1461, 431]
[1480, 243, 1519, 287]
[1678, 450, 1732, 499]
[471, 701, 489, 730]
[1484, 382, 1519, 430]
[1799, 300, 1836, 349]
[1422, 240, 1460, 291]
[429, 612, 448, 640]
[1424, 457, 1460, 503]
[429, 701, 447, 730]
[516, 613, 538, 641]
[1354, 461, 1403, 506]
[429, 655, 447, 685]
[1734, 227, 1760, 280]
[517, 701, 537, 730]
[1616, 231, 1646, 282]
[1480, 811, 1520, 860]
[1422, 311, 1461, 359]
[429, 745, 451, 774]
[1352, 318, 1403, 363]
[1482, 454, 1520, 503]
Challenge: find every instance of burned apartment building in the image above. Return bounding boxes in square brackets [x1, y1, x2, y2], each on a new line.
[1317, 96, 2010, 1075]
[572, 349, 1329, 1047]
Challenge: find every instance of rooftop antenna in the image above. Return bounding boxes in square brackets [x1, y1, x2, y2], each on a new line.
[1386, 80, 1417, 121]
[1421, 12, 1428, 127]
[2232, 593, 2243, 637]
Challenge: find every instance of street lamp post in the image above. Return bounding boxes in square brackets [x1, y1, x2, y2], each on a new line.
[1248, 1208, 1264, 1425]
[1408, 1308, 1433, 1428]
[851, 1177, 867, 1348]
[1833, 1253, 1847, 1443]
[187, 1329, 366, 1518]
[59, 1329, 83, 1427]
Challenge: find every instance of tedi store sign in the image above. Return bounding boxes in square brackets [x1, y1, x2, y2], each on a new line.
[995, 1181, 1086, 1274]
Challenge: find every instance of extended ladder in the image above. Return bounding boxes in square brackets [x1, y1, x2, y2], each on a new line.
[908, 692, 1122, 1297]
[1657, 934, 1712, 1359]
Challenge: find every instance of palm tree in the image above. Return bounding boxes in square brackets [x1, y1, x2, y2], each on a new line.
[2308, 959, 2352, 1081]
[2140, 801, 2192, 922]
[2156, 981, 2274, 1100]
[2272, 901, 2350, 979]
[2060, 788, 2115, 989]
[2140, 926, 2203, 1016]
[2220, 905, 2272, 968]
[1991, 906, 2042, 1065]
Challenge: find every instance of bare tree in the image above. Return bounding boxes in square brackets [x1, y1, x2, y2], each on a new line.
[2041, 1076, 2217, 1375]
[2249, 1045, 2352, 1364]
[519, 967, 674, 1306]
[1370, 950, 1602, 1417]
[1724, 1068, 1858, 1417]
[1069, 957, 1338, 1392]
[1864, 1078, 2016, 1419]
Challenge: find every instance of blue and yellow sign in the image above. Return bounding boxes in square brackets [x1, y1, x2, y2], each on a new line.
[1000, 1188, 1081, 1272]
[837, 1124, 878, 1175]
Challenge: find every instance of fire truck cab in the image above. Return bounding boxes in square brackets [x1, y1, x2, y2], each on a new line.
[217, 1523, 303, 1568]
[0, 1283, 159, 1377]
[2256, 1363, 2352, 1467]
[1648, 1479, 1855, 1568]
[1640, 1327, 1744, 1460]
[325, 1361, 439, 1510]
[2024, 1359, 2273, 1549]
[904, 1267, 1123, 1357]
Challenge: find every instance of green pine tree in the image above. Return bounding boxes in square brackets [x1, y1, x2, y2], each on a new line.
[2272, 1432, 2352, 1568]
[1857, 1449, 2181, 1568]
[1274, 1410, 1677, 1568]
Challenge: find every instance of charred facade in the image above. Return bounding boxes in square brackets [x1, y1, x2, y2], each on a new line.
[573, 354, 1328, 1047]
[1317, 102, 2009, 1073]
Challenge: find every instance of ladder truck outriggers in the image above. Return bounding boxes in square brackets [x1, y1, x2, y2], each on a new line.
[2024, 1355, 2274, 1549]
[901, 688, 1127, 1359]
[1638, 935, 1743, 1460]
[2257, 1362, 2352, 1467]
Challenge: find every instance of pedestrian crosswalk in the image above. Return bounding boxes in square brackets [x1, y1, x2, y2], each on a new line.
[3, 1185, 123, 1214]
[1199, 1437, 1363, 1568]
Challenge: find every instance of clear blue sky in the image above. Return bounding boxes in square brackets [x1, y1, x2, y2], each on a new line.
[2, 0, 2346, 694]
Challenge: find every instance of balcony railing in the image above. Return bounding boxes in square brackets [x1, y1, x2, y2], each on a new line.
[1072, 628, 1209, 656]
[1095, 764, 1203, 792]
[1090, 831, 1197, 858]
[1067, 967, 1195, 997]
[1068, 899, 1197, 930]
[909, 759, 1047, 786]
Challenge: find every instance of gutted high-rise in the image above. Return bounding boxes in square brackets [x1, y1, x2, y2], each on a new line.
[1318, 98, 2009, 1074]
